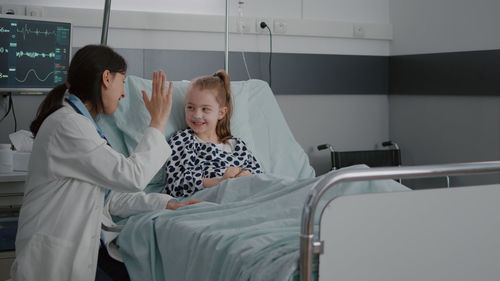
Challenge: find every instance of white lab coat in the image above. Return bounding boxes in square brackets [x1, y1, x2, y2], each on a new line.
[101, 189, 178, 262]
[11, 104, 174, 281]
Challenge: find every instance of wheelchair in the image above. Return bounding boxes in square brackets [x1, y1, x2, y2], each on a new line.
[317, 141, 401, 170]
[317, 141, 450, 187]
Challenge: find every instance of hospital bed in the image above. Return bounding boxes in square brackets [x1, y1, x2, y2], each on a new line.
[97, 76, 500, 281]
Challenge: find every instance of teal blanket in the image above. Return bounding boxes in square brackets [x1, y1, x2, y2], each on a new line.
[118, 170, 408, 281]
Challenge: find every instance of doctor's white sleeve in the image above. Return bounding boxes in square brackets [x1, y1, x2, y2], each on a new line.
[49, 115, 171, 193]
[106, 191, 178, 218]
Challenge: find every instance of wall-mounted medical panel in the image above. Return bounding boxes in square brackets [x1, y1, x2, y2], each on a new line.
[42, 6, 392, 41]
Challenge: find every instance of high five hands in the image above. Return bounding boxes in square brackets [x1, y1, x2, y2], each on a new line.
[142, 70, 173, 133]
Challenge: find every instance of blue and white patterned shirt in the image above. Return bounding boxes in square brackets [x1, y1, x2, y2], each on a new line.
[163, 128, 262, 197]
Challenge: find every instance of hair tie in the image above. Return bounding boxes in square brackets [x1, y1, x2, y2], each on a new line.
[64, 81, 71, 89]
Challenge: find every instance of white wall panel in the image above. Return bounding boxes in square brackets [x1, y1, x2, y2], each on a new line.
[390, 0, 500, 55]
[276, 95, 390, 175]
[73, 26, 390, 56]
[304, 0, 390, 23]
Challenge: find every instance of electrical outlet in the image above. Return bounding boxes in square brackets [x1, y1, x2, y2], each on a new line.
[26, 6, 44, 17]
[256, 18, 272, 34]
[0, 4, 26, 15]
[353, 24, 365, 38]
[236, 18, 251, 33]
[273, 19, 287, 34]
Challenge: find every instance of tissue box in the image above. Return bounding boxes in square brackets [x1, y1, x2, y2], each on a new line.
[13, 151, 31, 171]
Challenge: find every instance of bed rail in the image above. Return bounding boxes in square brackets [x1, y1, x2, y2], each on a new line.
[299, 160, 500, 281]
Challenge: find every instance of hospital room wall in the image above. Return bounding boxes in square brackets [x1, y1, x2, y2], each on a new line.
[388, 0, 500, 188]
[0, 0, 393, 176]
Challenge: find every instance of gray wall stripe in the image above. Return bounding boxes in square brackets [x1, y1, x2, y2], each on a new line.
[92, 48, 500, 96]
[112, 48, 389, 95]
[390, 49, 500, 96]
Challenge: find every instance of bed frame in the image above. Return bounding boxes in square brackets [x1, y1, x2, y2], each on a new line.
[96, 5, 500, 281]
[300, 161, 500, 281]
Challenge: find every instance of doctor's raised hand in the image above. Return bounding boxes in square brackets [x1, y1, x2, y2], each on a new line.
[142, 70, 173, 134]
[141, 71, 202, 209]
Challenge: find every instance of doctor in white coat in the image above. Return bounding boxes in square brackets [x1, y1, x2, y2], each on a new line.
[11, 45, 199, 281]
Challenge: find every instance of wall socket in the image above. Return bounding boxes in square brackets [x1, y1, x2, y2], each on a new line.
[353, 24, 366, 38]
[0, 4, 26, 15]
[236, 17, 252, 33]
[0, 5, 43, 17]
[256, 18, 272, 34]
[273, 19, 287, 34]
[26, 6, 44, 17]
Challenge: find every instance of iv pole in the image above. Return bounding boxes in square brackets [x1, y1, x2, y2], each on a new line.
[224, 0, 229, 73]
[99, 0, 228, 72]
[101, 0, 111, 45]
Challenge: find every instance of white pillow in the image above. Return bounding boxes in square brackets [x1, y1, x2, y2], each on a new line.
[117, 75, 253, 148]
[98, 76, 315, 191]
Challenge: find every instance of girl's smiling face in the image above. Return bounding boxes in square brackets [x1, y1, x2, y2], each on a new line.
[185, 87, 227, 142]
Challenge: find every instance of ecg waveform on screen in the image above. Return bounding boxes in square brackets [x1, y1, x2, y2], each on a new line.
[15, 69, 54, 83]
[0, 17, 71, 90]
[15, 24, 57, 40]
[16, 51, 55, 58]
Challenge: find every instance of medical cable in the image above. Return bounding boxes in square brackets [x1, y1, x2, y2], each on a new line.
[0, 93, 11, 122]
[241, 49, 252, 80]
[260, 21, 273, 88]
[0, 92, 17, 132]
[238, 1, 252, 80]
[11, 93, 17, 132]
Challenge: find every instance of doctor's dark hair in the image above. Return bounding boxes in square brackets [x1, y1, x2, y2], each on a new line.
[30, 44, 127, 136]
[188, 70, 233, 143]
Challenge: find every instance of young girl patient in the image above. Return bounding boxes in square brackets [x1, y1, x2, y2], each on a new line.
[163, 70, 262, 197]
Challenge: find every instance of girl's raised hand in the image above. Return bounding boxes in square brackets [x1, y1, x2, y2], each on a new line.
[142, 70, 173, 133]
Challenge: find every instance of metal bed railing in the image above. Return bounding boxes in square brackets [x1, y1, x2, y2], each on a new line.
[299, 160, 500, 281]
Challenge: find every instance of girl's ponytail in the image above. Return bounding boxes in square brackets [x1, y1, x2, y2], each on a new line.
[213, 70, 232, 143]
